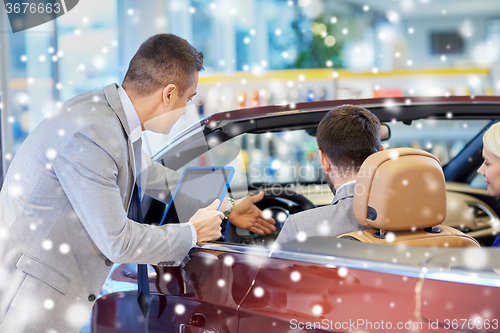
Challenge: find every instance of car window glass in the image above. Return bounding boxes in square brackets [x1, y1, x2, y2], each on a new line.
[178, 130, 322, 189]
[178, 119, 490, 188]
[383, 119, 491, 166]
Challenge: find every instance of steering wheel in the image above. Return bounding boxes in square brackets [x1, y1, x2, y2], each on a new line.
[224, 188, 317, 245]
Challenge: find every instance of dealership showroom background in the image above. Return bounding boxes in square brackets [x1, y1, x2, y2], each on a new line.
[2, 0, 500, 178]
[1, 0, 500, 332]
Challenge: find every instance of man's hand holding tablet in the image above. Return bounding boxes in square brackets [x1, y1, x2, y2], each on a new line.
[189, 199, 225, 245]
[161, 166, 276, 239]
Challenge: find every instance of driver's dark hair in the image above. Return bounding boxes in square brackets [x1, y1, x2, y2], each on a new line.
[316, 104, 381, 170]
[122, 34, 204, 96]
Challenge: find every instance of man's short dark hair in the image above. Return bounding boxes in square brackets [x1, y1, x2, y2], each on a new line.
[122, 34, 204, 96]
[316, 104, 381, 170]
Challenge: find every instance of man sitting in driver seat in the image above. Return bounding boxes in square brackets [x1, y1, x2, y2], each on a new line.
[275, 104, 385, 244]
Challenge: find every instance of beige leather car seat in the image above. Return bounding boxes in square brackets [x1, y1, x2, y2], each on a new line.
[338, 148, 480, 247]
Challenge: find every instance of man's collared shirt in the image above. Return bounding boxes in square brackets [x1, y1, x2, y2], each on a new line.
[335, 179, 356, 198]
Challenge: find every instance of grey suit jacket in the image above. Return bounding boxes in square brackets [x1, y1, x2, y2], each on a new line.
[275, 182, 368, 244]
[0, 84, 194, 332]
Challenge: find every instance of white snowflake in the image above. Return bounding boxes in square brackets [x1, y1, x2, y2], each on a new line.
[42, 240, 53, 250]
[9, 185, 22, 197]
[65, 303, 89, 329]
[60, 243, 70, 254]
[217, 279, 226, 287]
[290, 271, 301, 282]
[463, 247, 488, 269]
[0, 227, 7, 240]
[385, 232, 396, 242]
[276, 212, 287, 223]
[46, 149, 57, 160]
[223, 255, 234, 267]
[338, 267, 348, 277]
[262, 209, 272, 220]
[44, 299, 55, 310]
[163, 273, 172, 282]
[318, 222, 330, 235]
[253, 286, 264, 298]
[481, 308, 493, 319]
[312, 304, 322, 316]
[296, 231, 307, 242]
[389, 150, 399, 160]
[174, 304, 185, 315]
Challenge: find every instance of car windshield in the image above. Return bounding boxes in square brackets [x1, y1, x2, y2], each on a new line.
[176, 118, 491, 189]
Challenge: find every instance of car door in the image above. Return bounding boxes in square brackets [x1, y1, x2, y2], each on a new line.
[417, 250, 500, 333]
[238, 250, 424, 332]
[93, 244, 270, 333]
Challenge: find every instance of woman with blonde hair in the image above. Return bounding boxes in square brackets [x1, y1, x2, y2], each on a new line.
[477, 122, 500, 246]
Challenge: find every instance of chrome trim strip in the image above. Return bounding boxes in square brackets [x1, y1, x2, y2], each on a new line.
[197, 242, 500, 287]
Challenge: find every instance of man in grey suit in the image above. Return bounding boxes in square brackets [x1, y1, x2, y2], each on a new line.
[276, 105, 385, 244]
[0, 34, 274, 333]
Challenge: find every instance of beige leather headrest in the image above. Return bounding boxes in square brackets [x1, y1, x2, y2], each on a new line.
[353, 148, 446, 231]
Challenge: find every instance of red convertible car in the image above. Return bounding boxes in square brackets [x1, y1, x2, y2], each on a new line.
[92, 96, 500, 332]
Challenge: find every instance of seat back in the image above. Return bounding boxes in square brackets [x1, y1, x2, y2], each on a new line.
[339, 148, 479, 247]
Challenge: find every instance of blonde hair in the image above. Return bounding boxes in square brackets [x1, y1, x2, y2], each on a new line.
[483, 122, 500, 158]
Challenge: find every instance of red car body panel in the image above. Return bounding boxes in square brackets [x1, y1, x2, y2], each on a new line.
[93, 246, 500, 333]
[92, 249, 267, 333]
